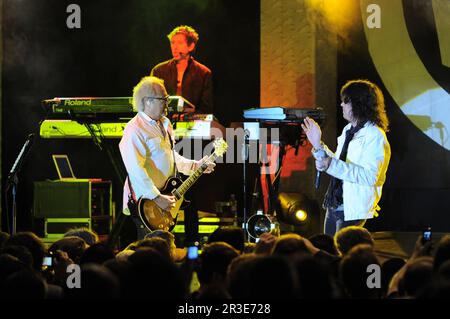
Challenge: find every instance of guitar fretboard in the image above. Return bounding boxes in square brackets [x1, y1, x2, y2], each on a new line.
[173, 153, 217, 199]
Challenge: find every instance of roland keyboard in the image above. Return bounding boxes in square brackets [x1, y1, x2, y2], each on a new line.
[42, 96, 199, 122]
[42, 97, 135, 121]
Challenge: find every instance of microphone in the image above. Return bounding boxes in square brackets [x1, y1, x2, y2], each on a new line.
[168, 95, 196, 113]
[315, 171, 321, 190]
[177, 51, 190, 60]
[313, 149, 327, 189]
[241, 129, 250, 161]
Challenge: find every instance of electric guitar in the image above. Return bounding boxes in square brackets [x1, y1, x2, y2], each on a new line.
[137, 138, 228, 232]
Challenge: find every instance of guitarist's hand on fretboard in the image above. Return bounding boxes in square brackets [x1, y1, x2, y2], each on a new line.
[195, 155, 216, 174]
[153, 194, 176, 211]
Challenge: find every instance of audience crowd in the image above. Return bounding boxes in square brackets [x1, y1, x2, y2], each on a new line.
[1, 225, 450, 299]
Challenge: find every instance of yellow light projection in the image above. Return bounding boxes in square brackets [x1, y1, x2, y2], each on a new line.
[305, 0, 359, 32]
[361, 0, 450, 150]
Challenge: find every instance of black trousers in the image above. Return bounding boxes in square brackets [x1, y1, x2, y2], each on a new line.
[132, 217, 151, 240]
[183, 185, 199, 246]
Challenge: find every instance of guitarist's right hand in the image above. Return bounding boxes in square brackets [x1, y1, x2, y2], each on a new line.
[153, 194, 176, 211]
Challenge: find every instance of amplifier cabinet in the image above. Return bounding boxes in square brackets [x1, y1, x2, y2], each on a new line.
[33, 180, 112, 236]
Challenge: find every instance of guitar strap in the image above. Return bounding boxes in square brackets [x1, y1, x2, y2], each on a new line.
[167, 122, 181, 180]
[126, 176, 138, 217]
[127, 176, 136, 201]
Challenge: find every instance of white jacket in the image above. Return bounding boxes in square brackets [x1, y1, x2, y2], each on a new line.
[322, 122, 391, 221]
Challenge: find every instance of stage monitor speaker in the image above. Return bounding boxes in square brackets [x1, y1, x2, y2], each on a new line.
[34, 181, 91, 218]
[33, 180, 112, 236]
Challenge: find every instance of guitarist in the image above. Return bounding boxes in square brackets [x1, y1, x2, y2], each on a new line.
[119, 76, 215, 239]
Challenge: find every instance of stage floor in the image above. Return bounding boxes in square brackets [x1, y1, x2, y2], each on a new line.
[372, 231, 450, 262]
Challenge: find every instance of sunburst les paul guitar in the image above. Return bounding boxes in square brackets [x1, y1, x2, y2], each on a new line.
[137, 138, 228, 232]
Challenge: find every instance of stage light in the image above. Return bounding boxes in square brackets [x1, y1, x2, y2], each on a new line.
[295, 209, 308, 222]
[305, 0, 359, 31]
[246, 210, 276, 241]
[278, 192, 317, 226]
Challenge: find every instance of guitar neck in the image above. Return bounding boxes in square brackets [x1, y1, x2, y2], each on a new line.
[175, 153, 217, 198]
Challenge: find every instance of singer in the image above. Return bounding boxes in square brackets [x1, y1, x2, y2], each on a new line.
[301, 80, 391, 236]
[150, 25, 213, 114]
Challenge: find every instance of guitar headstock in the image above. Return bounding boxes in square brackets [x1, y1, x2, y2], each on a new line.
[213, 138, 228, 157]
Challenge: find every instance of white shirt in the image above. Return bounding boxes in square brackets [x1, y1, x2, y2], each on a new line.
[321, 122, 391, 221]
[119, 112, 196, 211]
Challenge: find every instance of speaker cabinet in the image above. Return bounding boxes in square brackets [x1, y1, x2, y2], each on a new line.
[33, 180, 112, 236]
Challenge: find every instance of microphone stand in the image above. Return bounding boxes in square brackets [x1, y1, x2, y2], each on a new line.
[5, 133, 35, 234]
[167, 96, 194, 130]
[242, 130, 250, 241]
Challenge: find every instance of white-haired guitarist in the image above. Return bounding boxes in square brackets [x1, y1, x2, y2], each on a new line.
[120, 76, 215, 239]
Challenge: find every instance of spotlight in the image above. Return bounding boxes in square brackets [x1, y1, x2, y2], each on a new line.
[295, 209, 308, 222]
[278, 192, 318, 226]
[246, 210, 276, 240]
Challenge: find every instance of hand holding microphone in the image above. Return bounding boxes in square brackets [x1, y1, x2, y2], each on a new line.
[313, 149, 331, 171]
[313, 148, 330, 189]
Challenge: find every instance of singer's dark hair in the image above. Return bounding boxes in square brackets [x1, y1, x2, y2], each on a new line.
[340, 79, 389, 132]
[167, 25, 199, 45]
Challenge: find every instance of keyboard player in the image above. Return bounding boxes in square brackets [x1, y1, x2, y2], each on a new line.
[150, 25, 213, 114]
[150, 25, 214, 246]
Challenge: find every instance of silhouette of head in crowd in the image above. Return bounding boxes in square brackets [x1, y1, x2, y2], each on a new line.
[293, 253, 335, 298]
[271, 233, 309, 257]
[48, 236, 88, 264]
[227, 252, 298, 299]
[208, 226, 245, 253]
[80, 243, 115, 265]
[401, 256, 433, 298]
[5, 232, 46, 272]
[434, 235, 450, 273]
[197, 242, 239, 288]
[136, 237, 172, 261]
[309, 233, 338, 255]
[64, 227, 99, 246]
[335, 226, 374, 256]
[126, 247, 187, 299]
[64, 263, 120, 299]
[381, 257, 406, 297]
[339, 244, 381, 299]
